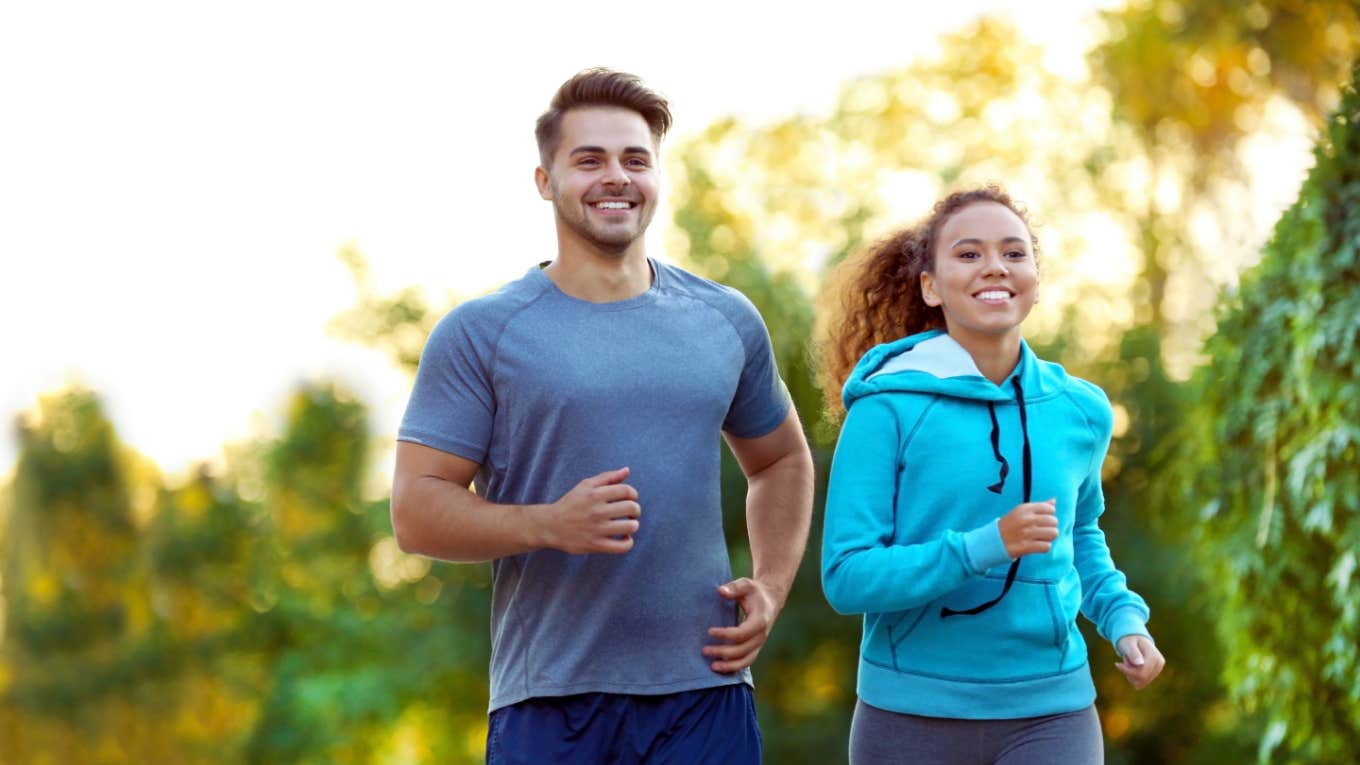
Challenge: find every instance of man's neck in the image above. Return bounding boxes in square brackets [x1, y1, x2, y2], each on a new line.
[543, 243, 652, 303]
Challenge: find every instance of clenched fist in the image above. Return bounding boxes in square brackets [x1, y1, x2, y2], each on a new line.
[997, 498, 1059, 558]
[535, 467, 642, 555]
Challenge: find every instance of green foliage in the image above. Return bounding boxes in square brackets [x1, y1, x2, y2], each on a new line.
[1170, 59, 1360, 763]
[1061, 327, 1257, 764]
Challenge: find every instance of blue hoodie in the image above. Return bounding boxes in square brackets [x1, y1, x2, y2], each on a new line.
[822, 329, 1150, 719]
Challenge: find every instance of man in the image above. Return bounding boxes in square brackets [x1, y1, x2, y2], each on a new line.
[391, 69, 814, 764]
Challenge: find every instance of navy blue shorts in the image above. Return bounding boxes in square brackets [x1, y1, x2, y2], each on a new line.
[486, 683, 761, 765]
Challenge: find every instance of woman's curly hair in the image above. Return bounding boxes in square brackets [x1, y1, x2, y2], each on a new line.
[813, 185, 1039, 422]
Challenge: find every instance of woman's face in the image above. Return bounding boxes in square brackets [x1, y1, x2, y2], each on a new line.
[920, 201, 1038, 347]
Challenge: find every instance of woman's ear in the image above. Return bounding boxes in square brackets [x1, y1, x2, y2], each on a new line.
[920, 271, 941, 307]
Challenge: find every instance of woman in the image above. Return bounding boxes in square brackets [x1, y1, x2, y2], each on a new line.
[818, 186, 1164, 764]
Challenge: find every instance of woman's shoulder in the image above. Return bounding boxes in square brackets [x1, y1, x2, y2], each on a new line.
[1057, 371, 1114, 435]
[842, 389, 954, 448]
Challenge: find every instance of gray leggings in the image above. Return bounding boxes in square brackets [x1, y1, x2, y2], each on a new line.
[848, 700, 1103, 765]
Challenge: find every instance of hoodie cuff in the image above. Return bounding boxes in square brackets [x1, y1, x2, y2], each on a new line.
[1107, 606, 1152, 653]
[962, 520, 1013, 574]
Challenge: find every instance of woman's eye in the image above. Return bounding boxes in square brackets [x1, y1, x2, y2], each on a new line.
[1006, 250, 1026, 259]
[959, 250, 979, 260]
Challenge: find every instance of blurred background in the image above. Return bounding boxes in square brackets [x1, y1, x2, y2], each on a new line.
[3, 1, 1358, 762]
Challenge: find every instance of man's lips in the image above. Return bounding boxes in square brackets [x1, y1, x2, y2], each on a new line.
[589, 200, 637, 210]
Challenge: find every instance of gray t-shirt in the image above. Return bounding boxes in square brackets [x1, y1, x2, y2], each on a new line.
[399, 258, 791, 711]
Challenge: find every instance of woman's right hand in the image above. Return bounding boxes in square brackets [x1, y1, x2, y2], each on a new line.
[997, 498, 1058, 558]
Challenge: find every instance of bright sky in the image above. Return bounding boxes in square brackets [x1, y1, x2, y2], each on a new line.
[3, 0, 1131, 479]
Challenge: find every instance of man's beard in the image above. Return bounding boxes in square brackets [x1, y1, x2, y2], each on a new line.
[553, 197, 651, 256]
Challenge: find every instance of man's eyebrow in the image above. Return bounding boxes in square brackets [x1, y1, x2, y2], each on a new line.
[949, 236, 1028, 248]
[567, 145, 654, 157]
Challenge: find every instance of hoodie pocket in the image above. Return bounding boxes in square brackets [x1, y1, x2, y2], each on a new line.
[891, 575, 1067, 681]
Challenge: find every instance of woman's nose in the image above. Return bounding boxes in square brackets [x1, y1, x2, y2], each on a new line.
[982, 253, 1009, 276]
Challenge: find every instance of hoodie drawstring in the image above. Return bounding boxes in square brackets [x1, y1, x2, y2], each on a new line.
[984, 404, 1009, 494]
[941, 376, 1032, 619]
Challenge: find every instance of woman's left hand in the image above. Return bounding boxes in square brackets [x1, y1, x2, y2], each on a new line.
[1115, 635, 1165, 690]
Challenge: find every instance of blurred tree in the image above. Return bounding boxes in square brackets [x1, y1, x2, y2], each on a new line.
[0, 382, 494, 764]
[1094, 0, 1358, 162]
[1089, 0, 1360, 373]
[0, 387, 204, 762]
[329, 243, 439, 376]
[240, 383, 491, 765]
[1168, 61, 1360, 763]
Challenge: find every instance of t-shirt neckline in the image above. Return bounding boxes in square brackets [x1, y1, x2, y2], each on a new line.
[530, 257, 661, 312]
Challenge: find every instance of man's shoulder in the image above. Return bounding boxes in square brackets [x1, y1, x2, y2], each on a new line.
[655, 260, 762, 324]
[438, 267, 554, 331]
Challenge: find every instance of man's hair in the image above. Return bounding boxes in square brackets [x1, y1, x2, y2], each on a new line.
[535, 68, 672, 167]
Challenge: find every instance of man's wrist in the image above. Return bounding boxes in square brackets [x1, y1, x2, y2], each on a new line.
[751, 573, 792, 609]
[517, 503, 552, 552]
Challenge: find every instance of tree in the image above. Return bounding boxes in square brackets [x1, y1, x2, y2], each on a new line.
[0, 388, 220, 762]
[1171, 59, 1360, 763]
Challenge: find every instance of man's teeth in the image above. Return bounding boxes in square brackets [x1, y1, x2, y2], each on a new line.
[976, 290, 1011, 300]
[594, 201, 631, 209]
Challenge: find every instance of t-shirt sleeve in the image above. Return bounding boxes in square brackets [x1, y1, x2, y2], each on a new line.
[397, 305, 495, 464]
[721, 291, 791, 439]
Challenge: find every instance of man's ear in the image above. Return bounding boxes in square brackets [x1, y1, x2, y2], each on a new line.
[920, 271, 941, 307]
[535, 166, 552, 200]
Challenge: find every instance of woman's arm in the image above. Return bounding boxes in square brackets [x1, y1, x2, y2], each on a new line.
[821, 396, 1011, 614]
[1072, 423, 1153, 645]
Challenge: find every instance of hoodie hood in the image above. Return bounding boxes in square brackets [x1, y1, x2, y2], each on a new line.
[842, 329, 1066, 409]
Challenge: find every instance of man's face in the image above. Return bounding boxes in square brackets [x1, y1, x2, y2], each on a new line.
[536, 106, 659, 256]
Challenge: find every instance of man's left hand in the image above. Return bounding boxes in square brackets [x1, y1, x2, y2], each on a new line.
[703, 577, 783, 674]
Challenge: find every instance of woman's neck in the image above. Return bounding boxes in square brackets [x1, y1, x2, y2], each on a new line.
[949, 329, 1022, 386]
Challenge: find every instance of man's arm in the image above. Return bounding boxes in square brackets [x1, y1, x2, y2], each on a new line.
[391, 441, 642, 563]
[703, 408, 815, 673]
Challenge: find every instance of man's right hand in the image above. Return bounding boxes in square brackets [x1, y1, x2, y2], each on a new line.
[533, 467, 641, 554]
[997, 498, 1058, 558]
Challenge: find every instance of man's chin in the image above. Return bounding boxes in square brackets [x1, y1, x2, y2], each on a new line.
[591, 242, 634, 258]
[584, 228, 642, 255]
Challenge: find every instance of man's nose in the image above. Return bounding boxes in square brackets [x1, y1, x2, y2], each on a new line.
[600, 157, 631, 187]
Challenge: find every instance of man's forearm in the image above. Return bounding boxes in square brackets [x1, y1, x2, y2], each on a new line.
[745, 447, 815, 607]
[392, 476, 545, 563]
